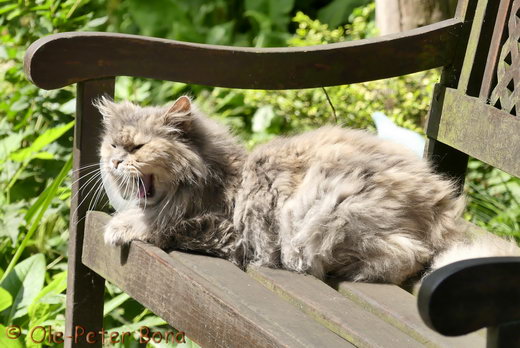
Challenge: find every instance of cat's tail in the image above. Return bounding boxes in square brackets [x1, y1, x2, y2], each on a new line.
[431, 231, 520, 271]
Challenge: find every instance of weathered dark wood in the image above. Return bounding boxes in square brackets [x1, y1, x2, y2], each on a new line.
[247, 266, 421, 348]
[427, 87, 520, 177]
[487, 321, 520, 348]
[65, 78, 114, 348]
[83, 211, 353, 348]
[424, 85, 469, 188]
[488, 0, 520, 115]
[418, 257, 520, 337]
[24, 20, 466, 91]
[333, 281, 485, 348]
[456, 0, 501, 97]
[479, 0, 513, 100]
[423, 0, 478, 188]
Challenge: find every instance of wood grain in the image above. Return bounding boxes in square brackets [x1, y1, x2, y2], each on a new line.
[456, 0, 501, 97]
[247, 266, 420, 348]
[427, 87, 520, 177]
[65, 79, 114, 348]
[479, 0, 513, 100]
[422, 0, 478, 190]
[83, 211, 353, 348]
[24, 19, 465, 90]
[333, 281, 484, 348]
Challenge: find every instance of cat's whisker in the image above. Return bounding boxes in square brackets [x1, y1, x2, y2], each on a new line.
[68, 168, 102, 189]
[69, 171, 103, 208]
[89, 177, 108, 212]
[71, 172, 104, 220]
[119, 174, 131, 210]
[156, 198, 171, 222]
[87, 180, 104, 212]
[71, 163, 102, 173]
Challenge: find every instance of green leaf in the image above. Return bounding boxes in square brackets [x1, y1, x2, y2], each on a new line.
[318, 0, 369, 28]
[0, 253, 46, 323]
[10, 121, 74, 162]
[0, 3, 17, 15]
[0, 201, 25, 245]
[84, 16, 108, 28]
[0, 132, 25, 162]
[28, 272, 67, 331]
[29, 271, 67, 313]
[0, 325, 24, 348]
[103, 292, 130, 316]
[109, 316, 168, 333]
[3, 156, 72, 281]
[0, 287, 13, 312]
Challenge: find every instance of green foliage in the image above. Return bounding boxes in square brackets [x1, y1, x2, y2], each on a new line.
[1, 1, 519, 347]
[109, 0, 366, 47]
[198, 5, 435, 148]
[1, 1, 197, 346]
[465, 160, 520, 240]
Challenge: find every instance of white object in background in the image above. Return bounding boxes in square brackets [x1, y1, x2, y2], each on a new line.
[371, 112, 426, 157]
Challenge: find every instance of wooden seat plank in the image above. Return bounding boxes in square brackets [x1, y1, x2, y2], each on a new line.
[248, 266, 421, 348]
[82, 211, 353, 348]
[334, 281, 485, 348]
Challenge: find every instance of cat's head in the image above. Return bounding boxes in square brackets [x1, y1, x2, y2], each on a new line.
[95, 96, 208, 208]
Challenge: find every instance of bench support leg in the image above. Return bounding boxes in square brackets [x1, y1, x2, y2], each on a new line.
[65, 78, 115, 348]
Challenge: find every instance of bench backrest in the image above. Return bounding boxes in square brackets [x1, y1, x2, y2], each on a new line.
[425, 0, 520, 186]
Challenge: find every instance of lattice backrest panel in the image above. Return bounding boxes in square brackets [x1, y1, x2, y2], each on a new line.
[489, 0, 520, 116]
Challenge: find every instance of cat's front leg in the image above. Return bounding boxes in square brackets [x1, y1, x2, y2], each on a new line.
[104, 208, 151, 246]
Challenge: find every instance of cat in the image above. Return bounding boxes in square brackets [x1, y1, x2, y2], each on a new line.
[95, 96, 520, 285]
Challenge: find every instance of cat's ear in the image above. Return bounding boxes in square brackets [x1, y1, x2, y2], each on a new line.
[93, 95, 117, 122]
[164, 96, 193, 132]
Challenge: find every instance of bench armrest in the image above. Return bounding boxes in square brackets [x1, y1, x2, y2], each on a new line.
[25, 19, 464, 90]
[418, 257, 520, 336]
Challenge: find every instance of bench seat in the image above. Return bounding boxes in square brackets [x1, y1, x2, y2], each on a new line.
[84, 211, 485, 348]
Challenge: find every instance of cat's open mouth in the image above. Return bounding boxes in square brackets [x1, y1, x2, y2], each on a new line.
[137, 174, 154, 199]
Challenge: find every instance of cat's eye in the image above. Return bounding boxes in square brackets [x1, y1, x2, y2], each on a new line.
[130, 144, 145, 152]
[111, 144, 116, 148]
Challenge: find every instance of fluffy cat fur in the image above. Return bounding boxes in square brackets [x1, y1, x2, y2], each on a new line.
[95, 96, 520, 285]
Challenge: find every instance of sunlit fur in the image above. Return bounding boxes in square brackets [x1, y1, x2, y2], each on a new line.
[96, 96, 244, 256]
[95, 97, 520, 285]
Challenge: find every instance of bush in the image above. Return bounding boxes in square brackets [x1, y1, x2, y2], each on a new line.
[197, 5, 437, 147]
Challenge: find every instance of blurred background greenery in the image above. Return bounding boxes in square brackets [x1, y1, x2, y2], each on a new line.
[0, 0, 518, 347]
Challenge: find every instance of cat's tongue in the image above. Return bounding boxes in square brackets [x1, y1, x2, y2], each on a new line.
[138, 174, 153, 198]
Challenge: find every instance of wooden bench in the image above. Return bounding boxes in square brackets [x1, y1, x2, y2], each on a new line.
[23, 0, 519, 346]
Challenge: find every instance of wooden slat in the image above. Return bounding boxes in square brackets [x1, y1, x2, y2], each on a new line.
[25, 19, 465, 90]
[479, 0, 513, 100]
[82, 211, 353, 348]
[422, 0, 479, 190]
[248, 266, 421, 348]
[334, 282, 484, 348]
[427, 87, 520, 177]
[65, 78, 114, 348]
[457, 0, 501, 97]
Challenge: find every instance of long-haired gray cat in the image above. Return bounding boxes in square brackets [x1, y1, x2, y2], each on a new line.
[94, 96, 519, 285]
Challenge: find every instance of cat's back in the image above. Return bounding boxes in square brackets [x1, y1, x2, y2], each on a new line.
[245, 126, 420, 172]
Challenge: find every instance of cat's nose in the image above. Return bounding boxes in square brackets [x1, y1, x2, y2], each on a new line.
[112, 159, 122, 169]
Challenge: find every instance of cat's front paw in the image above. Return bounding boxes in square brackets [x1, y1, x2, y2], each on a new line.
[104, 213, 149, 247]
